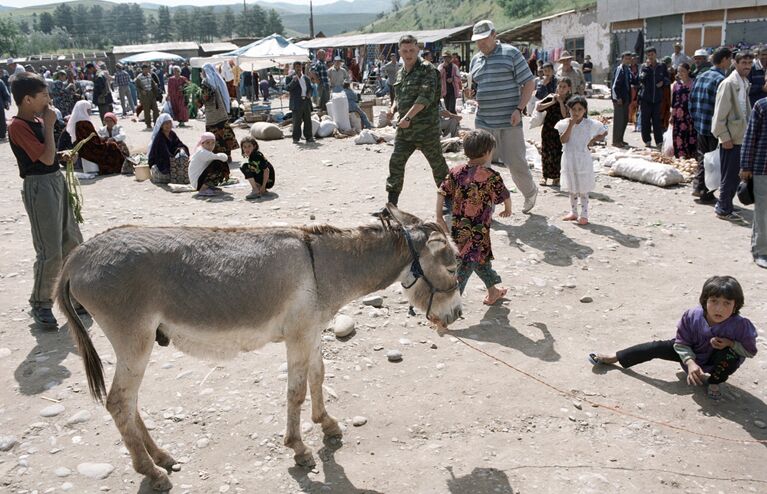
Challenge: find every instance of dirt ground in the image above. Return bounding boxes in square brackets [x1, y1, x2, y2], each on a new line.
[0, 95, 765, 494]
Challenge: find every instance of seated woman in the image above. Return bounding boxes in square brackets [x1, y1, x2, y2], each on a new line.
[97, 112, 130, 157]
[189, 132, 230, 197]
[65, 100, 124, 175]
[148, 113, 189, 183]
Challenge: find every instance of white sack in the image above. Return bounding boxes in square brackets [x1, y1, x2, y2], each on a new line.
[250, 122, 283, 140]
[609, 157, 685, 187]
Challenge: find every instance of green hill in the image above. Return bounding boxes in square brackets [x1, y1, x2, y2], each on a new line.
[362, 0, 595, 34]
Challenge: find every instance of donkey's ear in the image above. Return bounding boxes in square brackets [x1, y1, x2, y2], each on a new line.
[386, 203, 422, 226]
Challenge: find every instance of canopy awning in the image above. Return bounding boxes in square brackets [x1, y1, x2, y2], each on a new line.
[296, 25, 473, 49]
[118, 51, 186, 63]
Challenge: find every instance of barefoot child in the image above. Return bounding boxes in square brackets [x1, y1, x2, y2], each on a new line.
[240, 136, 275, 200]
[589, 276, 757, 400]
[556, 95, 607, 225]
[189, 132, 230, 197]
[437, 129, 511, 305]
[8, 72, 83, 329]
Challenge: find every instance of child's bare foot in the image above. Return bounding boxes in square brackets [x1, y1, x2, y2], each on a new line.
[577, 216, 589, 225]
[483, 286, 508, 305]
[588, 353, 618, 365]
[563, 212, 577, 221]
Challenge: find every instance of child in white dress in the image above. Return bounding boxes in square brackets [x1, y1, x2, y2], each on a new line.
[189, 132, 229, 196]
[555, 96, 608, 225]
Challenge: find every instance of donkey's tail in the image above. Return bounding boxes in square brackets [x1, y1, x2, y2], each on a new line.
[56, 272, 106, 403]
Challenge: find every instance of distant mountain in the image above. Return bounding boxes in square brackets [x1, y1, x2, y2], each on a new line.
[263, 0, 393, 14]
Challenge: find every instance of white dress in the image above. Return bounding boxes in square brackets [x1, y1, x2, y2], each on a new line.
[189, 149, 228, 190]
[554, 118, 607, 194]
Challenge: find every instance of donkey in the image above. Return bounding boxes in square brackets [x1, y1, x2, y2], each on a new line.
[56, 205, 462, 491]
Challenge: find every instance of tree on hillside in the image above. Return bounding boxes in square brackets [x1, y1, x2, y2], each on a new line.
[53, 3, 74, 33]
[146, 14, 159, 42]
[173, 7, 193, 41]
[31, 13, 38, 32]
[157, 6, 173, 42]
[39, 12, 54, 34]
[220, 6, 235, 39]
[265, 9, 284, 35]
[238, 5, 266, 37]
[18, 20, 30, 34]
[0, 17, 19, 56]
[90, 5, 106, 44]
[498, 0, 549, 19]
[111, 3, 132, 45]
[129, 4, 145, 43]
[71, 4, 89, 38]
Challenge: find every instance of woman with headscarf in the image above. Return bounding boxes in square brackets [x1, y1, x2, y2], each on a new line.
[199, 63, 239, 159]
[167, 66, 189, 127]
[97, 112, 130, 157]
[66, 100, 124, 175]
[148, 113, 189, 183]
[188, 132, 230, 196]
[50, 70, 78, 118]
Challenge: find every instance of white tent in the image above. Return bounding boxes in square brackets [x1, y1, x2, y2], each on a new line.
[118, 51, 185, 63]
[230, 34, 309, 71]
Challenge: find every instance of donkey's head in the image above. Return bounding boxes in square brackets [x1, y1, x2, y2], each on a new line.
[384, 204, 462, 327]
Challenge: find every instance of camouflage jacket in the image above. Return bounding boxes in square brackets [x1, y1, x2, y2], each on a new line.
[394, 58, 441, 140]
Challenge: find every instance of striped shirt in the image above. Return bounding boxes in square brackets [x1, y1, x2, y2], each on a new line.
[113, 69, 130, 88]
[740, 98, 767, 175]
[689, 67, 725, 137]
[470, 42, 534, 129]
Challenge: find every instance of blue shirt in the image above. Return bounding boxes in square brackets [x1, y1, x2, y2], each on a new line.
[470, 42, 534, 129]
[740, 98, 767, 175]
[611, 64, 633, 102]
[748, 62, 767, 108]
[689, 67, 726, 136]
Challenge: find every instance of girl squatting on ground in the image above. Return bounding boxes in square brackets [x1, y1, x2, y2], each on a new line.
[556, 95, 608, 225]
[589, 275, 758, 400]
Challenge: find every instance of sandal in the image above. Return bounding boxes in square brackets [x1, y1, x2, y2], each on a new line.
[588, 353, 603, 366]
[707, 384, 722, 401]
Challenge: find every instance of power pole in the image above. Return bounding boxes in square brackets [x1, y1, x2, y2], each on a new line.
[309, 0, 315, 38]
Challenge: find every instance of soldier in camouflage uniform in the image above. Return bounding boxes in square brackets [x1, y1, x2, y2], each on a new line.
[385, 34, 449, 206]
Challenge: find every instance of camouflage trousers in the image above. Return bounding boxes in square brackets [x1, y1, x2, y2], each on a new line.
[386, 135, 449, 196]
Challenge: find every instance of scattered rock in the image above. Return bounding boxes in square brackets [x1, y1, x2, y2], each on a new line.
[40, 404, 65, 417]
[0, 435, 17, 451]
[754, 419, 767, 429]
[352, 416, 368, 426]
[580, 296, 593, 303]
[333, 315, 355, 338]
[362, 295, 384, 308]
[572, 401, 583, 410]
[196, 438, 210, 449]
[0, 348, 11, 359]
[54, 467, 71, 477]
[77, 462, 115, 480]
[66, 410, 92, 426]
[373, 345, 384, 351]
[386, 350, 402, 362]
[61, 482, 74, 491]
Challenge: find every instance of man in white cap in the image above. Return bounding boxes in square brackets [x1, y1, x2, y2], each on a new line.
[7, 58, 25, 83]
[671, 43, 692, 69]
[328, 56, 348, 93]
[692, 49, 712, 77]
[469, 19, 538, 213]
[556, 50, 585, 95]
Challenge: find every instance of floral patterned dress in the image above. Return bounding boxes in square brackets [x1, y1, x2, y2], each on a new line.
[540, 98, 565, 180]
[439, 164, 510, 264]
[671, 80, 697, 159]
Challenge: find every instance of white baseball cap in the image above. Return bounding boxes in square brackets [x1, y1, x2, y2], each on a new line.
[6, 58, 14, 64]
[471, 20, 495, 41]
[694, 49, 708, 57]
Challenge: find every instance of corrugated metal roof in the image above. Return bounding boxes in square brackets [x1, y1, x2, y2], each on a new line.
[112, 42, 199, 54]
[297, 25, 473, 49]
[200, 42, 239, 53]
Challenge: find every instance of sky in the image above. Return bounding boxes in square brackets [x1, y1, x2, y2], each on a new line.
[0, 0, 339, 7]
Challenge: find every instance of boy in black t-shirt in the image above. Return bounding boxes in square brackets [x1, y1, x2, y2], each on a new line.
[8, 72, 83, 330]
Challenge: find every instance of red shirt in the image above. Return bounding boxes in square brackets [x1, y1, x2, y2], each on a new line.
[8, 117, 57, 178]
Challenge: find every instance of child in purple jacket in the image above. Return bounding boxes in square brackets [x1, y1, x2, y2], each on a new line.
[589, 276, 757, 400]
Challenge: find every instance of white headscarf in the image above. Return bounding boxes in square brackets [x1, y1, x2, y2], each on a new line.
[66, 100, 93, 139]
[147, 113, 173, 158]
[202, 63, 231, 113]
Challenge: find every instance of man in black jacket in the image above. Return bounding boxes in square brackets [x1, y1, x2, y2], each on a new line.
[286, 61, 315, 144]
[611, 51, 635, 147]
[638, 47, 669, 148]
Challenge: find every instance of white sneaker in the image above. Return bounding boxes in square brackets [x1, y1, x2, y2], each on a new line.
[522, 187, 538, 214]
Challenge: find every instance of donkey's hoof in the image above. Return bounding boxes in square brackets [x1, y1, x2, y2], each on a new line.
[323, 423, 343, 440]
[294, 451, 316, 468]
[149, 469, 173, 491]
[154, 450, 178, 472]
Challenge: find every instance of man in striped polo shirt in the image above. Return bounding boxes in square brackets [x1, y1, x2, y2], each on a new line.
[470, 20, 538, 213]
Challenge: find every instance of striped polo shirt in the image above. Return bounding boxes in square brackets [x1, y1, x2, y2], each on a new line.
[470, 42, 535, 129]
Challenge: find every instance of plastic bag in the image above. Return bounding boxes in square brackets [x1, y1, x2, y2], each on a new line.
[704, 148, 721, 191]
[662, 127, 674, 156]
[354, 129, 378, 145]
[530, 108, 546, 129]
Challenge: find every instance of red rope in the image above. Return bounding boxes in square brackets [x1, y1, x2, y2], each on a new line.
[453, 336, 767, 444]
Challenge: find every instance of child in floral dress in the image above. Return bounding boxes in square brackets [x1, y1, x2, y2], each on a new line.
[437, 130, 512, 305]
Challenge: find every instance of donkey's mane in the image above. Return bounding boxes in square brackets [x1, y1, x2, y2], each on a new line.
[300, 222, 444, 256]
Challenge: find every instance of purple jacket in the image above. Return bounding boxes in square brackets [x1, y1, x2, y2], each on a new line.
[675, 306, 757, 372]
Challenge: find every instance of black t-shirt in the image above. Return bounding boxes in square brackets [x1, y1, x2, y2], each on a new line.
[582, 62, 593, 73]
[8, 117, 58, 178]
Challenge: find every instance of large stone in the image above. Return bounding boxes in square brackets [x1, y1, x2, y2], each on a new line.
[77, 462, 115, 480]
[54, 467, 72, 477]
[40, 404, 65, 417]
[352, 416, 368, 426]
[65, 410, 92, 427]
[0, 435, 17, 451]
[386, 350, 402, 362]
[362, 295, 384, 308]
[333, 315, 355, 338]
